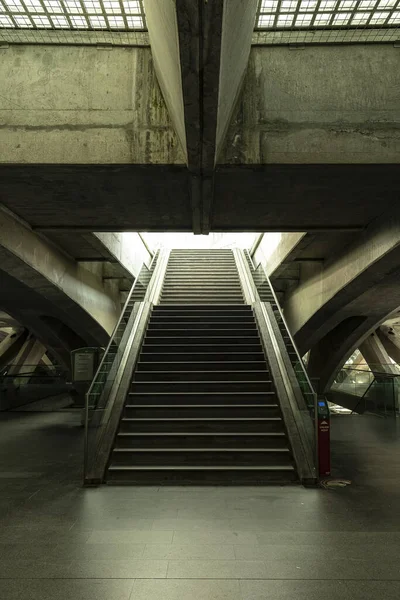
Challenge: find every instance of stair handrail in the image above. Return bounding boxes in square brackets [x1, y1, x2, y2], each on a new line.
[85, 251, 158, 411]
[83, 249, 170, 483]
[235, 249, 317, 482]
[244, 249, 316, 400]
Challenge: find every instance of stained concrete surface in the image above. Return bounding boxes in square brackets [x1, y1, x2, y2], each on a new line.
[0, 411, 399, 599]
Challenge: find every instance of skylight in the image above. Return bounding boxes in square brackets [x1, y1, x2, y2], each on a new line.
[0, 0, 146, 30]
[256, 0, 400, 30]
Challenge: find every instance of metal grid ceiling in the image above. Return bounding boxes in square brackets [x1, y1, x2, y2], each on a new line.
[0, 0, 147, 43]
[255, 0, 400, 44]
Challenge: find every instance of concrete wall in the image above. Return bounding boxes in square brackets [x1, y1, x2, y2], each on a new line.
[0, 45, 184, 164]
[221, 45, 400, 164]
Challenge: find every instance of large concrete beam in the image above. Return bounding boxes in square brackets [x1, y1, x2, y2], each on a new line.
[144, 0, 258, 232]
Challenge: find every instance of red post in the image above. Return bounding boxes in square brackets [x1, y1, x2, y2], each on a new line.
[318, 414, 331, 477]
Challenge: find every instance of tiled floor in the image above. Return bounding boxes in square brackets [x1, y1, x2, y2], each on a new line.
[0, 410, 399, 599]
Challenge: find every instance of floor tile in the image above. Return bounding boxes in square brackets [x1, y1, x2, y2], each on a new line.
[172, 531, 258, 545]
[69, 559, 168, 578]
[239, 580, 400, 600]
[152, 518, 232, 531]
[87, 530, 173, 544]
[0, 578, 134, 600]
[143, 544, 235, 560]
[167, 559, 267, 579]
[0, 559, 71, 579]
[131, 578, 241, 600]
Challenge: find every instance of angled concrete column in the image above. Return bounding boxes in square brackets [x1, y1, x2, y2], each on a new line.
[144, 0, 258, 232]
[0, 328, 28, 371]
[378, 325, 400, 365]
[360, 333, 398, 375]
[7, 336, 47, 385]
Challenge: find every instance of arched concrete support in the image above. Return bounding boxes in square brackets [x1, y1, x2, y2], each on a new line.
[307, 311, 400, 392]
[283, 207, 400, 357]
[0, 210, 121, 367]
[308, 316, 368, 392]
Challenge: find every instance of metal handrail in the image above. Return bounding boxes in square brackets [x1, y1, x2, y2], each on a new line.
[341, 365, 400, 378]
[85, 253, 157, 403]
[244, 249, 316, 398]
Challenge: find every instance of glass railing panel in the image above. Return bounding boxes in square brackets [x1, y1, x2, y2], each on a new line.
[332, 367, 375, 397]
[364, 377, 397, 416]
[245, 251, 316, 415]
[331, 366, 400, 416]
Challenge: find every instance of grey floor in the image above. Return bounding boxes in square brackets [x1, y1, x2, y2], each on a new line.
[0, 410, 399, 599]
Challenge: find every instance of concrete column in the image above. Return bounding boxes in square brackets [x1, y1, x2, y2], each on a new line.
[378, 325, 400, 365]
[359, 333, 398, 375]
[0, 328, 28, 371]
[7, 336, 47, 385]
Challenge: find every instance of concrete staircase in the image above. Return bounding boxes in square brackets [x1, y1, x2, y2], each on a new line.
[107, 249, 297, 484]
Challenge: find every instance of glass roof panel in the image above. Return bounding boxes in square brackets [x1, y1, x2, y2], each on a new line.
[255, 0, 400, 43]
[0, 0, 145, 30]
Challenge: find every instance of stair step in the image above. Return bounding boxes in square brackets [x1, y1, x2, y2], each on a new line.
[120, 417, 284, 433]
[107, 465, 298, 484]
[153, 305, 251, 311]
[134, 370, 270, 382]
[145, 337, 259, 345]
[124, 405, 280, 419]
[111, 448, 292, 466]
[139, 352, 265, 362]
[146, 330, 259, 337]
[141, 344, 264, 353]
[150, 315, 255, 323]
[162, 301, 245, 305]
[137, 361, 268, 371]
[127, 391, 276, 404]
[116, 432, 288, 449]
[147, 322, 255, 331]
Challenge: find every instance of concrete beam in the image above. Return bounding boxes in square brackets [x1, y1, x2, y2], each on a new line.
[144, 0, 258, 232]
